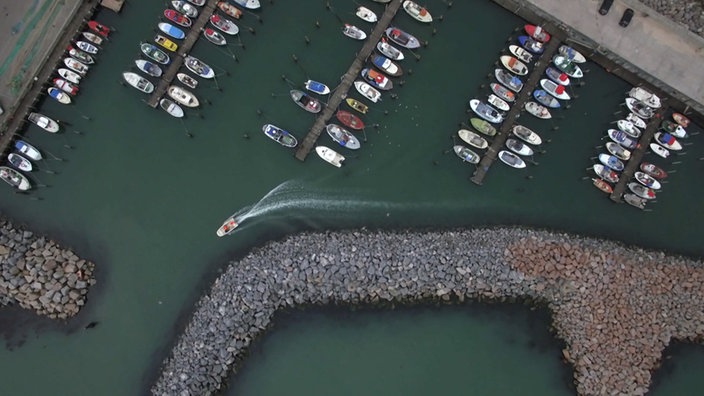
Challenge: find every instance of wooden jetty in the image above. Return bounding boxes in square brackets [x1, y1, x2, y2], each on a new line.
[146, 0, 218, 108]
[294, 0, 404, 161]
[470, 32, 561, 185]
[608, 103, 668, 203]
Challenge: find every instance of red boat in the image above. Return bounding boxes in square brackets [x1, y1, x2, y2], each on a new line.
[164, 9, 192, 28]
[217, 1, 243, 19]
[335, 110, 364, 131]
[524, 24, 550, 43]
[672, 112, 690, 128]
[53, 78, 79, 96]
[639, 162, 668, 180]
[592, 178, 613, 194]
[87, 20, 110, 38]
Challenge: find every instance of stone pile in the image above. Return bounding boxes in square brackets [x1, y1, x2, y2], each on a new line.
[151, 228, 704, 396]
[0, 218, 96, 319]
[639, 0, 704, 35]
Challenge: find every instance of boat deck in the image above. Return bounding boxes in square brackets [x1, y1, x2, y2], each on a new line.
[146, 0, 218, 108]
[608, 103, 668, 202]
[294, 0, 404, 161]
[470, 29, 561, 185]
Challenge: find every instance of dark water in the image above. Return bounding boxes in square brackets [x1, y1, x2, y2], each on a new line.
[0, 0, 702, 395]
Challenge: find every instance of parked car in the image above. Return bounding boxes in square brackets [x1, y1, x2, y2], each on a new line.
[620, 8, 634, 27]
[599, 0, 614, 15]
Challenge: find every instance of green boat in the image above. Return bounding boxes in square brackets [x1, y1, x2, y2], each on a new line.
[140, 42, 170, 65]
[470, 117, 497, 137]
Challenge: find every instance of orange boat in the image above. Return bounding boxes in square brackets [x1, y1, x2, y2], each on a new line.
[335, 110, 364, 131]
[672, 112, 690, 128]
[592, 178, 613, 194]
[217, 1, 243, 19]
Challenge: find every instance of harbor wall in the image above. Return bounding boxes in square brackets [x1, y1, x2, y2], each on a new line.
[151, 228, 704, 396]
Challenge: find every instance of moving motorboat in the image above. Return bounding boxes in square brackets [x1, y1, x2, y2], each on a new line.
[216, 216, 238, 237]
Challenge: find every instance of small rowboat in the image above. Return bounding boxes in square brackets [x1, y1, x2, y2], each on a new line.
[87, 20, 110, 38]
[356, 6, 377, 23]
[624, 194, 647, 210]
[158, 22, 186, 40]
[141, 43, 170, 65]
[592, 164, 619, 184]
[469, 99, 503, 124]
[135, 59, 162, 77]
[512, 125, 541, 145]
[210, 14, 239, 35]
[454, 145, 480, 164]
[48, 87, 71, 104]
[123, 72, 154, 94]
[458, 129, 488, 150]
[58, 68, 81, 84]
[487, 94, 510, 112]
[540, 78, 570, 100]
[506, 138, 534, 156]
[290, 89, 321, 113]
[0, 166, 31, 191]
[628, 182, 656, 200]
[204, 28, 227, 46]
[592, 178, 613, 194]
[660, 120, 687, 139]
[164, 9, 192, 27]
[470, 118, 497, 137]
[509, 44, 533, 63]
[177, 73, 198, 89]
[524, 24, 550, 43]
[216, 2, 243, 19]
[545, 66, 569, 86]
[345, 98, 368, 114]
[8, 153, 33, 172]
[343, 24, 367, 40]
[495, 68, 523, 92]
[184, 55, 214, 78]
[628, 87, 661, 109]
[654, 132, 682, 151]
[316, 146, 345, 168]
[216, 216, 239, 237]
[617, 119, 641, 139]
[82, 31, 103, 46]
[15, 141, 42, 161]
[626, 113, 647, 129]
[28, 112, 60, 133]
[155, 34, 178, 52]
[672, 112, 690, 127]
[498, 150, 526, 169]
[361, 67, 392, 90]
[76, 40, 99, 55]
[327, 124, 361, 150]
[335, 110, 364, 130]
[168, 85, 200, 108]
[372, 54, 403, 77]
[607, 129, 637, 150]
[606, 141, 631, 161]
[402, 0, 432, 23]
[490, 82, 515, 102]
[305, 80, 330, 95]
[385, 27, 420, 49]
[53, 78, 78, 96]
[625, 97, 654, 119]
[354, 81, 382, 103]
[553, 55, 583, 78]
[64, 57, 89, 75]
[533, 89, 560, 109]
[517, 35, 544, 54]
[263, 124, 298, 148]
[640, 162, 667, 179]
[377, 40, 404, 60]
[159, 98, 184, 118]
[67, 46, 94, 64]
[599, 153, 624, 172]
[558, 45, 586, 63]
[524, 101, 551, 119]
[500, 55, 528, 76]
[172, 0, 198, 18]
[635, 171, 661, 190]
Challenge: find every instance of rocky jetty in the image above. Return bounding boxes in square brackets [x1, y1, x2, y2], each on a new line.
[0, 219, 96, 319]
[640, 0, 704, 35]
[152, 228, 704, 396]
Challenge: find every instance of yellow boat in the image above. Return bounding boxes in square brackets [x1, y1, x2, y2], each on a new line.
[154, 34, 178, 52]
[345, 98, 368, 114]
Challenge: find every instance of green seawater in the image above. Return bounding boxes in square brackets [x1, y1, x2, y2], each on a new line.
[0, 0, 703, 395]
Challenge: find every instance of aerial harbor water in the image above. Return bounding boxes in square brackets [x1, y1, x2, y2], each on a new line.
[0, 0, 703, 395]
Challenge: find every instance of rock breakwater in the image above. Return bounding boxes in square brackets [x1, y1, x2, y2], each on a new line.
[152, 228, 704, 396]
[0, 219, 96, 319]
[640, 0, 704, 35]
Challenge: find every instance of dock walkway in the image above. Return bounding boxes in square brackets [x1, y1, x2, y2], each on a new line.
[146, 0, 218, 108]
[294, 0, 404, 161]
[470, 32, 560, 185]
[608, 104, 668, 202]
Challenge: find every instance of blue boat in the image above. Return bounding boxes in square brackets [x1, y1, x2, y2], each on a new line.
[262, 124, 298, 148]
[158, 22, 185, 40]
[304, 80, 330, 95]
[371, 54, 402, 77]
[532, 89, 560, 109]
[517, 35, 544, 54]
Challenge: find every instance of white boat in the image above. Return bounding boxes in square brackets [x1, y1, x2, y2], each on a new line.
[487, 94, 510, 112]
[210, 14, 239, 36]
[500, 55, 528, 76]
[607, 129, 638, 150]
[634, 171, 662, 190]
[625, 97, 655, 119]
[0, 166, 31, 191]
[76, 40, 99, 55]
[342, 24, 366, 40]
[649, 143, 670, 158]
[628, 182, 656, 200]
[184, 55, 214, 79]
[58, 68, 81, 84]
[122, 72, 154, 93]
[315, 146, 345, 168]
[599, 153, 624, 172]
[617, 119, 641, 138]
[356, 6, 377, 23]
[376, 41, 404, 60]
[606, 141, 631, 161]
[28, 112, 59, 133]
[326, 124, 360, 150]
[628, 87, 661, 109]
[453, 145, 480, 164]
[15, 140, 42, 161]
[167, 85, 199, 108]
[232, 0, 260, 9]
[524, 101, 551, 119]
[469, 99, 503, 124]
[540, 78, 570, 100]
[624, 193, 647, 210]
[654, 132, 682, 151]
[509, 44, 533, 63]
[177, 73, 198, 89]
[512, 125, 542, 145]
[48, 87, 71, 104]
[216, 216, 239, 237]
[82, 31, 103, 46]
[498, 150, 526, 168]
[592, 164, 619, 184]
[159, 98, 185, 118]
[402, 0, 432, 23]
[64, 57, 89, 75]
[304, 80, 330, 95]
[545, 66, 569, 86]
[506, 138, 534, 156]
[626, 112, 646, 129]
[354, 81, 382, 103]
[458, 129, 488, 150]
[8, 153, 32, 172]
[172, 0, 198, 18]
[495, 68, 523, 92]
[558, 45, 586, 63]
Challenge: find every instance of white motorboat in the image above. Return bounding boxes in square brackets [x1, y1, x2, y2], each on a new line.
[506, 138, 534, 156]
[512, 125, 542, 145]
[354, 81, 382, 103]
[315, 146, 345, 168]
[122, 72, 154, 93]
[167, 85, 199, 107]
[28, 112, 60, 133]
[458, 129, 488, 150]
[498, 150, 526, 168]
[159, 98, 185, 118]
[356, 6, 377, 23]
